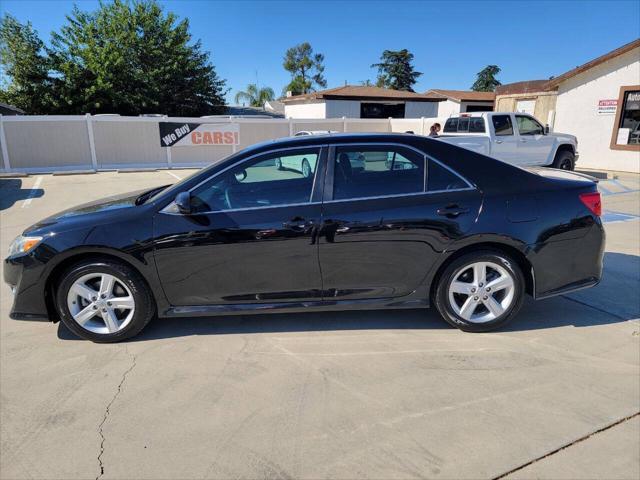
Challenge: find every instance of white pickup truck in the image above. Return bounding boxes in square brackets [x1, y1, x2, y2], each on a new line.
[437, 112, 578, 170]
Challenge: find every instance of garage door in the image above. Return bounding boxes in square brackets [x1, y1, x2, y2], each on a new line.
[516, 99, 536, 115]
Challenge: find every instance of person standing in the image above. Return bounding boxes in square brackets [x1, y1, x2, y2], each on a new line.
[429, 123, 441, 137]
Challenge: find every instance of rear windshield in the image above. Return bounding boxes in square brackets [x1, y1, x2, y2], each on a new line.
[443, 117, 486, 133]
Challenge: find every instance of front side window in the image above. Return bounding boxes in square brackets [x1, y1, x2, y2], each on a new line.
[190, 148, 320, 212]
[492, 115, 514, 136]
[516, 115, 543, 135]
[333, 146, 424, 200]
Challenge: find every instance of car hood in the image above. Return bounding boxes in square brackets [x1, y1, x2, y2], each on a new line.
[25, 189, 149, 234]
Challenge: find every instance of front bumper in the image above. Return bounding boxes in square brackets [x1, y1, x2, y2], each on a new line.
[4, 251, 51, 321]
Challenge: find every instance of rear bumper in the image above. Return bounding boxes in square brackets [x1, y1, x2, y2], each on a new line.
[529, 220, 605, 299]
[4, 251, 51, 321]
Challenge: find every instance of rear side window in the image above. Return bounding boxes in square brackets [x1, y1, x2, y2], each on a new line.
[333, 146, 424, 200]
[427, 160, 469, 191]
[443, 117, 486, 133]
[492, 115, 514, 136]
[443, 118, 458, 133]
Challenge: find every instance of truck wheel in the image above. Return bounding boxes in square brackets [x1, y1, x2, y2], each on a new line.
[552, 150, 575, 170]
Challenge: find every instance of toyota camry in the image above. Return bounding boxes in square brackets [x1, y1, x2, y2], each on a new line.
[4, 133, 605, 342]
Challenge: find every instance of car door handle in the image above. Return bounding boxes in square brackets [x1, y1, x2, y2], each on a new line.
[495, 140, 503, 144]
[520, 138, 527, 143]
[437, 205, 469, 217]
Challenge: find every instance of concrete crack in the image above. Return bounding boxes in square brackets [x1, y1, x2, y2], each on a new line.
[492, 411, 640, 480]
[96, 348, 137, 480]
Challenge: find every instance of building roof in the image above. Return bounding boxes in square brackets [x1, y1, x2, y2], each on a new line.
[423, 89, 496, 102]
[0, 102, 25, 115]
[495, 80, 554, 96]
[281, 85, 439, 103]
[547, 38, 640, 88]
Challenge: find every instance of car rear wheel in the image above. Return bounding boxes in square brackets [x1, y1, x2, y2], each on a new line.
[55, 259, 155, 342]
[552, 150, 575, 170]
[434, 250, 525, 332]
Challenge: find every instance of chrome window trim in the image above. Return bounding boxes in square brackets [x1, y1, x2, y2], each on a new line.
[322, 187, 476, 205]
[161, 144, 327, 215]
[160, 140, 477, 215]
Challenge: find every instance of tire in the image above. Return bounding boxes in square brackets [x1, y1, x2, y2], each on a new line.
[275, 158, 283, 170]
[552, 150, 575, 170]
[55, 259, 155, 342]
[301, 159, 312, 178]
[434, 250, 525, 332]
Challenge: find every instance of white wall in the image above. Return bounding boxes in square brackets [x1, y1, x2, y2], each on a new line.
[325, 99, 361, 118]
[405, 102, 439, 118]
[284, 100, 326, 119]
[436, 99, 462, 117]
[554, 47, 640, 173]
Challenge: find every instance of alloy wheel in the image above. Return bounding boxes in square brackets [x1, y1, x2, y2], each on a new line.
[447, 261, 515, 323]
[66, 273, 135, 334]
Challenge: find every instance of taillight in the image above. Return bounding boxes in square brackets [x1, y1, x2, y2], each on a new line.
[579, 191, 602, 216]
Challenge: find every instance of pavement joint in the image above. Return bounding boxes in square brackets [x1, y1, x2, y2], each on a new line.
[493, 411, 640, 480]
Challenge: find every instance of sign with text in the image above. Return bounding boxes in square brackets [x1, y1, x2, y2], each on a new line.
[159, 122, 240, 147]
[597, 99, 617, 115]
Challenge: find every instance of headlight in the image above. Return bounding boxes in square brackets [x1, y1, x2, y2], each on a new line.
[8, 235, 43, 257]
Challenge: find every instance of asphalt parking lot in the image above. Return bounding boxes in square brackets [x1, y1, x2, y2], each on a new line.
[1, 169, 638, 480]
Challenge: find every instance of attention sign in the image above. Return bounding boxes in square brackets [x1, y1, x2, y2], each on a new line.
[159, 122, 240, 147]
[597, 99, 617, 115]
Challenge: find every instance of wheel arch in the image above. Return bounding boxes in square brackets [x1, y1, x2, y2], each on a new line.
[553, 143, 575, 160]
[44, 249, 157, 322]
[429, 242, 535, 301]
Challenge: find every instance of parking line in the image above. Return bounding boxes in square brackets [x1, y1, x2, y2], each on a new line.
[21, 176, 43, 209]
[166, 171, 182, 180]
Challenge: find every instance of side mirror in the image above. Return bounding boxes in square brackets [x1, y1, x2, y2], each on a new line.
[544, 124, 550, 135]
[174, 191, 191, 215]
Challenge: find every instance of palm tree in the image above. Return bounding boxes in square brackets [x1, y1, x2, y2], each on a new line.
[234, 83, 275, 107]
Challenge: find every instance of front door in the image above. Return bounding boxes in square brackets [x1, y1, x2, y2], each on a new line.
[153, 147, 326, 306]
[318, 144, 481, 301]
[515, 114, 555, 165]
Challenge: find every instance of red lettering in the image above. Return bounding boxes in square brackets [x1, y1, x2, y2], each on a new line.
[223, 132, 234, 144]
[203, 132, 213, 144]
[191, 131, 201, 144]
[213, 132, 223, 144]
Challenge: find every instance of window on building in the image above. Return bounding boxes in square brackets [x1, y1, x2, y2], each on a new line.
[611, 87, 640, 150]
[360, 103, 406, 119]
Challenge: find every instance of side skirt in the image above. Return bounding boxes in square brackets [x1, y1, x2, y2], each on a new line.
[162, 297, 429, 318]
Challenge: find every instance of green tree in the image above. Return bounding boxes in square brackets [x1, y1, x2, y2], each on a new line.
[471, 65, 502, 92]
[0, 15, 55, 113]
[0, 1, 227, 115]
[371, 49, 422, 92]
[283, 42, 326, 95]
[234, 83, 275, 107]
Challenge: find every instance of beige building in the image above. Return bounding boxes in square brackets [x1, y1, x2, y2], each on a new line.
[495, 80, 557, 126]
[423, 89, 495, 116]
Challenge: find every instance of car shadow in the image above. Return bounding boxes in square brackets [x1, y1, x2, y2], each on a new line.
[0, 178, 44, 210]
[57, 252, 639, 342]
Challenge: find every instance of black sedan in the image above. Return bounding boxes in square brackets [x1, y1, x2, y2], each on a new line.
[4, 133, 605, 342]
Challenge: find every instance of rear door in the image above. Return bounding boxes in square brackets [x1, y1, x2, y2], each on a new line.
[489, 114, 520, 164]
[317, 143, 482, 301]
[515, 114, 555, 165]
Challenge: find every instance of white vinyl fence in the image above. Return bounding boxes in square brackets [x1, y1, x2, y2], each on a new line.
[0, 114, 445, 173]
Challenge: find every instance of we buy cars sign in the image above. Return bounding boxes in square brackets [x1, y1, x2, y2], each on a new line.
[159, 122, 239, 147]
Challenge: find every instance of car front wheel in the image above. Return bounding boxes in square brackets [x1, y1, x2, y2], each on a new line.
[552, 150, 575, 170]
[55, 259, 155, 342]
[434, 250, 525, 332]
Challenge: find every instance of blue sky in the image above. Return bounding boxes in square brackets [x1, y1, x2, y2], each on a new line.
[2, 0, 639, 102]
